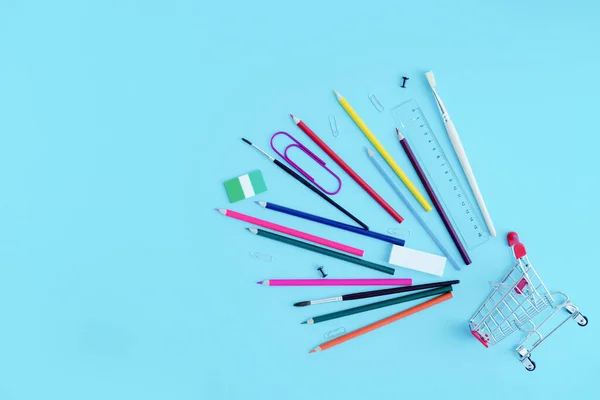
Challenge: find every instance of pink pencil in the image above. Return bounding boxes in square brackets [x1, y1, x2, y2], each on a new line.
[257, 279, 412, 286]
[216, 208, 364, 256]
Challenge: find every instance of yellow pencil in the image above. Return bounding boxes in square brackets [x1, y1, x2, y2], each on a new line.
[334, 90, 432, 211]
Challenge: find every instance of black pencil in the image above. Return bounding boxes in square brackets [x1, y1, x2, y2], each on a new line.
[293, 279, 460, 307]
[242, 138, 369, 230]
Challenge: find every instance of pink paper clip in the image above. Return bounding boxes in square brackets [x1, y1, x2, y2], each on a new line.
[270, 131, 342, 195]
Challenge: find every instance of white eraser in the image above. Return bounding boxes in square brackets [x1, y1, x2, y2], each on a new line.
[388, 245, 446, 276]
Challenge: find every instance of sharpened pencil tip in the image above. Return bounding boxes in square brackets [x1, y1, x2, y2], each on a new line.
[333, 90, 342, 100]
[256, 281, 263, 285]
[247, 228, 258, 234]
[301, 321, 307, 324]
[396, 128, 405, 140]
[215, 208, 226, 215]
[367, 149, 374, 157]
[257, 201, 266, 207]
[309, 349, 316, 354]
[290, 114, 300, 124]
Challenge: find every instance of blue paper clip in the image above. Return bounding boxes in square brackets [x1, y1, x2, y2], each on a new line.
[270, 131, 342, 195]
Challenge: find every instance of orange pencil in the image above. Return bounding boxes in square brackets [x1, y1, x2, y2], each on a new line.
[309, 292, 453, 353]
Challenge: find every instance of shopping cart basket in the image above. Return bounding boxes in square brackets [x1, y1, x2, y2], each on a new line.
[469, 232, 588, 371]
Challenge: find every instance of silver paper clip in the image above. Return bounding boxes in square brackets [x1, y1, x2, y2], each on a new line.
[324, 327, 346, 339]
[329, 115, 339, 138]
[388, 228, 411, 237]
[248, 251, 273, 262]
[368, 93, 384, 112]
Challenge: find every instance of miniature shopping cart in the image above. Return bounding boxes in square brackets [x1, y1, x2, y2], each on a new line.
[469, 232, 588, 371]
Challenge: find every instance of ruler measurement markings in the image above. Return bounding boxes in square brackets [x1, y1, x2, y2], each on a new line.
[393, 101, 488, 249]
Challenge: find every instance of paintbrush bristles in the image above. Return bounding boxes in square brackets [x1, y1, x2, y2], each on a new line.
[425, 71, 436, 88]
[242, 138, 275, 161]
[293, 301, 311, 307]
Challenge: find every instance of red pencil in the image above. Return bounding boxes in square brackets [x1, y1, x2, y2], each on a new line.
[291, 115, 404, 223]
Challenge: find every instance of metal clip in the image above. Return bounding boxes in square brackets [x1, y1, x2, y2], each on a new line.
[329, 115, 339, 138]
[270, 131, 342, 195]
[248, 251, 273, 262]
[368, 93, 384, 112]
[387, 228, 411, 237]
[324, 327, 346, 339]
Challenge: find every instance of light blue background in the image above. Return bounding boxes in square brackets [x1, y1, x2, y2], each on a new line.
[1, 1, 598, 399]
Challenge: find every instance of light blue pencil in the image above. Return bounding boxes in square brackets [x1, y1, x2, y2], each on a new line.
[366, 148, 461, 270]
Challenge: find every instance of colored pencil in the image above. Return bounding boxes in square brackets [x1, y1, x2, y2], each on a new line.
[257, 279, 412, 286]
[257, 201, 405, 247]
[396, 129, 471, 265]
[293, 279, 460, 307]
[334, 90, 432, 212]
[367, 149, 462, 270]
[302, 285, 453, 324]
[309, 292, 453, 353]
[241, 138, 369, 230]
[290, 115, 404, 224]
[217, 209, 364, 256]
[248, 228, 395, 275]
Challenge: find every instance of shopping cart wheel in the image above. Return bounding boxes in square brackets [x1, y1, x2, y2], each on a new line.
[577, 315, 588, 327]
[522, 358, 536, 371]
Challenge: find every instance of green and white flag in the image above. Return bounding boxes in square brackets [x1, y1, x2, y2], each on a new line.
[223, 170, 267, 203]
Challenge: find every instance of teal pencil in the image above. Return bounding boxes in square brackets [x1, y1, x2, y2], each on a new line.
[301, 285, 453, 324]
[247, 227, 395, 275]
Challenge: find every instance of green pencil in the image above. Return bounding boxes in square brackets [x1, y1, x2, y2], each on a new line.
[301, 285, 453, 324]
[247, 228, 395, 275]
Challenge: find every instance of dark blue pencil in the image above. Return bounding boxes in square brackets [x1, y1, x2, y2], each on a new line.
[257, 201, 405, 246]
